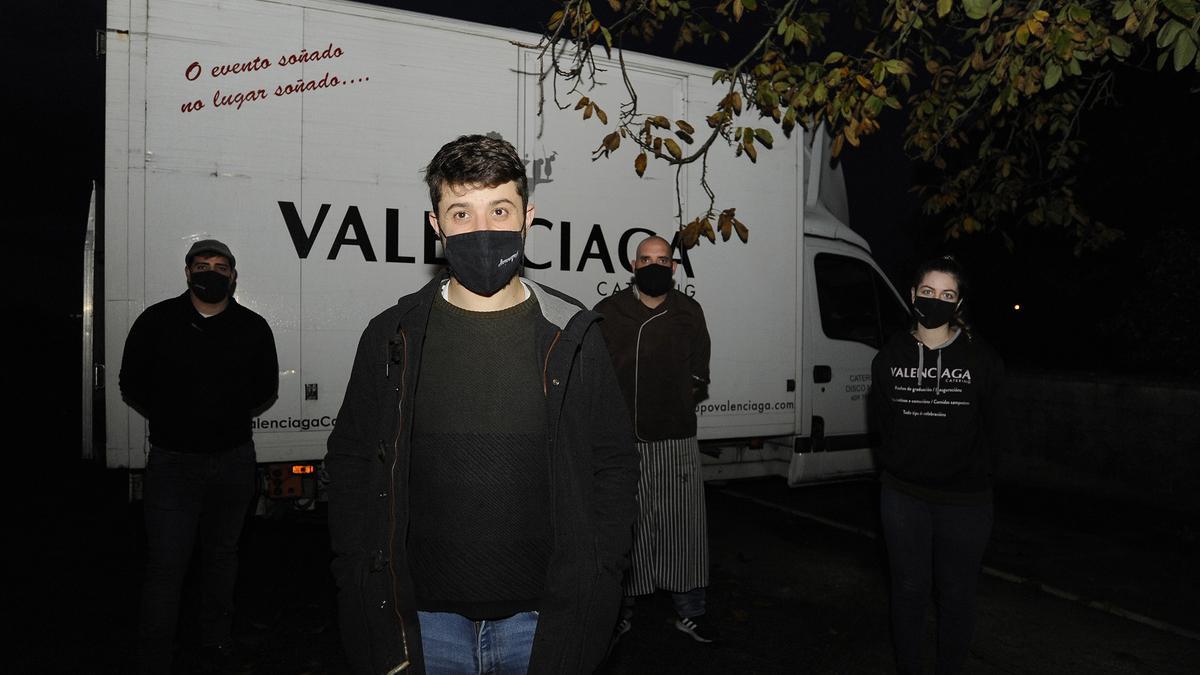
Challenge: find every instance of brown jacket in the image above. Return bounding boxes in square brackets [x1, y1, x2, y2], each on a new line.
[595, 287, 710, 441]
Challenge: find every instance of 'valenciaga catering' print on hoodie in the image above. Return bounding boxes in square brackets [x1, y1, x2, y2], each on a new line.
[870, 329, 1006, 503]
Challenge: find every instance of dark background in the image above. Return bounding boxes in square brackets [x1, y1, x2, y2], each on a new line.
[5, 3, 1196, 671]
[8, 1, 1198, 467]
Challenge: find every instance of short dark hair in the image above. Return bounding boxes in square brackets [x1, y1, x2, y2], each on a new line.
[423, 135, 528, 214]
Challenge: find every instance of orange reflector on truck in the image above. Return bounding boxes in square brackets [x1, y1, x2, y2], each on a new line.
[291, 464, 315, 475]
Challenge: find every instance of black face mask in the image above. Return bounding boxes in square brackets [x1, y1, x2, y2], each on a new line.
[913, 296, 957, 329]
[189, 270, 232, 304]
[634, 263, 674, 297]
[443, 230, 524, 297]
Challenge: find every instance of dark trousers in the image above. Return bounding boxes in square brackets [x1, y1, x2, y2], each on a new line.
[880, 485, 993, 675]
[139, 442, 256, 674]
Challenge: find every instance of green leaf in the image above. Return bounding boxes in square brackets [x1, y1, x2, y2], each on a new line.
[1174, 32, 1197, 70]
[1157, 50, 1170, 70]
[1157, 20, 1186, 49]
[963, 0, 990, 20]
[1113, 0, 1133, 20]
[1162, 0, 1199, 20]
[741, 0, 757, 10]
[754, 128, 774, 148]
[1044, 61, 1062, 89]
[823, 51, 844, 65]
[1108, 35, 1131, 58]
[937, 0, 952, 17]
[1067, 58, 1082, 76]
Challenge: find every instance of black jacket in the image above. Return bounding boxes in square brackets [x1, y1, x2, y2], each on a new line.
[870, 329, 1005, 500]
[594, 287, 710, 441]
[119, 291, 278, 452]
[325, 275, 639, 675]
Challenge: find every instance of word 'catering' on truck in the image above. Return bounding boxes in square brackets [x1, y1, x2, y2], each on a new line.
[94, 0, 909, 500]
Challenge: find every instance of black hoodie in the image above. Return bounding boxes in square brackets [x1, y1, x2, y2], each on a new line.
[870, 329, 1005, 503]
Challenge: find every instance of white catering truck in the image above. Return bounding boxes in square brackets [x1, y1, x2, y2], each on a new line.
[98, 0, 910, 498]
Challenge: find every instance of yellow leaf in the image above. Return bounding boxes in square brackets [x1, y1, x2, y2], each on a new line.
[676, 119, 695, 134]
[682, 220, 701, 249]
[937, 0, 952, 18]
[1016, 24, 1029, 46]
[717, 211, 731, 240]
[595, 104, 608, 125]
[733, 219, 749, 243]
[844, 123, 860, 147]
[664, 138, 683, 159]
[574, 96, 590, 110]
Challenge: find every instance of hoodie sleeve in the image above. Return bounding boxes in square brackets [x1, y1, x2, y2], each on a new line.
[869, 348, 896, 470]
[247, 313, 279, 414]
[119, 309, 155, 415]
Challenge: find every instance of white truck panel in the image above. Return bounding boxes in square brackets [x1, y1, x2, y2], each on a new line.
[105, 0, 900, 483]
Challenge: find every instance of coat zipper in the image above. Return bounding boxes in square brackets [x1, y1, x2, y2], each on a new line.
[542, 330, 561, 395]
[633, 310, 668, 441]
[387, 329, 411, 669]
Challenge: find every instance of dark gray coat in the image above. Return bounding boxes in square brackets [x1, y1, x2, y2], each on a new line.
[326, 275, 639, 674]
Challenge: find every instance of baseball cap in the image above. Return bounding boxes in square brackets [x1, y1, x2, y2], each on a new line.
[186, 239, 236, 268]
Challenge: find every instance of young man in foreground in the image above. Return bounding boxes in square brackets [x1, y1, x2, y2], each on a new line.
[325, 134, 639, 674]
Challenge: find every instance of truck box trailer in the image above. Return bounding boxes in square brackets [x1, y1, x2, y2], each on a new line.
[99, 0, 909, 497]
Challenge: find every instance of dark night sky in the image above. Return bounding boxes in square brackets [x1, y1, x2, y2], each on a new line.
[7, 1, 1197, 467]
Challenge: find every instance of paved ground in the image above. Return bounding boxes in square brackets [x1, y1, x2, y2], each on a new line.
[19, 465, 1199, 673]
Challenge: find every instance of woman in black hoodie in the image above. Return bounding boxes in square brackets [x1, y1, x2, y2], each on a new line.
[870, 256, 1005, 674]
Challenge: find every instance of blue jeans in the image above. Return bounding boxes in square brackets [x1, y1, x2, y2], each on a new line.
[139, 442, 257, 674]
[880, 485, 993, 675]
[418, 610, 538, 675]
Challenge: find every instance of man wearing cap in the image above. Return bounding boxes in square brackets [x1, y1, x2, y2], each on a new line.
[120, 239, 278, 674]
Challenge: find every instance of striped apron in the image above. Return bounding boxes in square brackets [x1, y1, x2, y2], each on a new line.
[624, 436, 709, 595]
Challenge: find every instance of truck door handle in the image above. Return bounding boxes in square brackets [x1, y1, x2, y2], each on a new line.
[813, 365, 832, 383]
